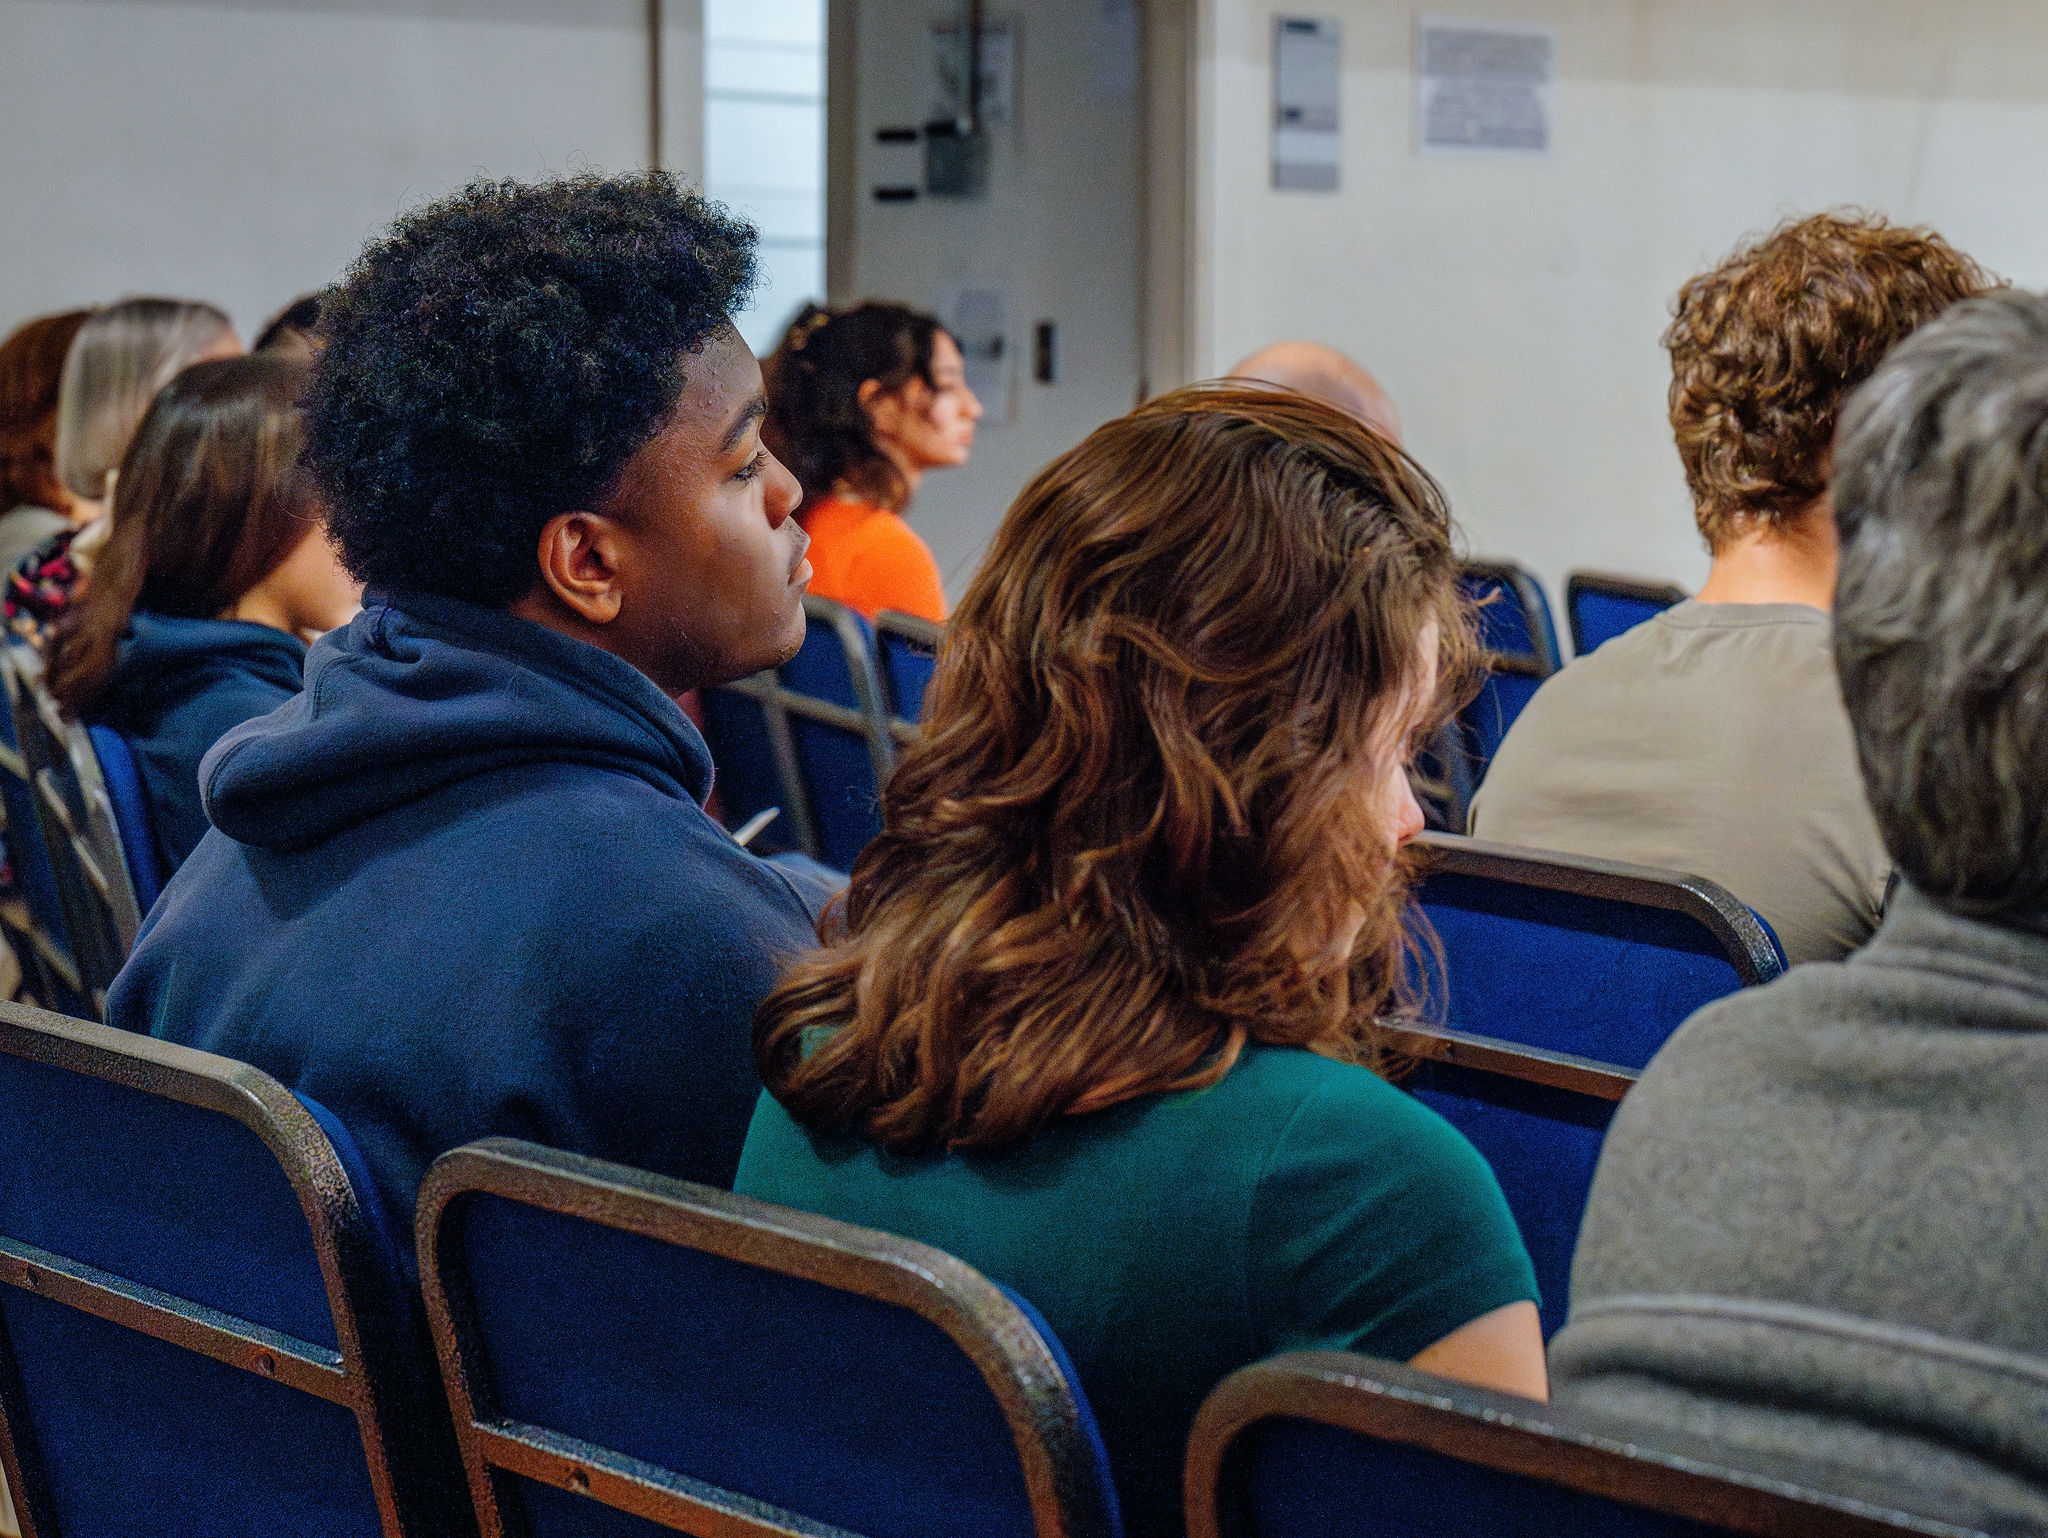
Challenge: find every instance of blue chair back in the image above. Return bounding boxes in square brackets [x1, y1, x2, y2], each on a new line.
[86, 725, 163, 913]
[1457, 563, 1558, 786]
[779, 596, 895, 872]
[1411, 833, 1784, 1071]
[1459, 654, 1548, 778]
[873, 608, 941, 740]
[1385, 1023, 1631, 1339]
[1566, 570, 1688, 657]
[0, 1002, 466, 1538]
[698, 682, 811, 857]
[418, 1138, 1122, 1538]
[0, 654, 82, 1015]
[1461, 560, 1562, 672]
[1185, 1353, 1958, 1538]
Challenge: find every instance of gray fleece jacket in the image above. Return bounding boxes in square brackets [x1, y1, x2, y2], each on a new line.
[1550, 885, 2048, 1536]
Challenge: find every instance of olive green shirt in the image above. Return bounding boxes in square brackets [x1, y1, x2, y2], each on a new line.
[735, 1043, 1537, 1538]
[1470, 601, 1891, 964]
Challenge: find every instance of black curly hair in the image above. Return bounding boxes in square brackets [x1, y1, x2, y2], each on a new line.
[762, 301, 944, 513]
[307, 172, 757, 605]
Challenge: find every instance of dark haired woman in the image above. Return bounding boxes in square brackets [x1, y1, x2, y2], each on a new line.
[762, 301, 981, 622]
[48, 355, 360, 875]
[737, 384, 1545, 1537]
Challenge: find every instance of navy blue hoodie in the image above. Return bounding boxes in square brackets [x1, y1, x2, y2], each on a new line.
[89, 612, 306, 875]
[109, 591, 820, 1244]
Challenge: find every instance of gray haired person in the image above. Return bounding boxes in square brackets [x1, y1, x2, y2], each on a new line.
[1548, 288, 2048, 1534]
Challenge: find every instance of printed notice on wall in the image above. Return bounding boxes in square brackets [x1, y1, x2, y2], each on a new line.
[1417, 17, 1555, 154]
[945, 284, 1012, 424]
[1273, 17, 1341, 191]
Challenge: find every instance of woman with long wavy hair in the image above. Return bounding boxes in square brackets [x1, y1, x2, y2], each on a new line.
[737, 384, 1545, 1538]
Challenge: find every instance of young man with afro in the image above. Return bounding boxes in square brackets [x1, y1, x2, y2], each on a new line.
[111, 172, 824, 1243]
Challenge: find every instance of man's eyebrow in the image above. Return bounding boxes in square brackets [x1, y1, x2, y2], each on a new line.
[720, 393, 768, 455]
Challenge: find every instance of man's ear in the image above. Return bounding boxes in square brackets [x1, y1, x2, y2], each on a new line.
[533, 511, 627, 625]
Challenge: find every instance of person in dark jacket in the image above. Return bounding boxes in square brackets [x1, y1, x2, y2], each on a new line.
[109, 172, 822, 1244]
[47, 355, 361, 874]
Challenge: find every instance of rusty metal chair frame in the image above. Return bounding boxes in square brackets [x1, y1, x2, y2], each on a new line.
[1185, 1352, 1980, 1538]
[1376, 1018, 1635, 1106]
[1411, 832, 1785, 986]
[417, 1137, 1120, 1538]
[0, 1001, 456, 1537]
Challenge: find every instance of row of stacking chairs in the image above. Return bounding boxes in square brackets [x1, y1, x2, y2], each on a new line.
[699, 595, 938, 871]
[0, 1002, 1967, 1538]
[1452, 563, 1688, 809]
[1465, 563, 1689, 677]
[1406, 833, 1783, 1338]
[0, 647, 161, 1019]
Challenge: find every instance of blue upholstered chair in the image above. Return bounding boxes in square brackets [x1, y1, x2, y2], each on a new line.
[1565, 570, 1689, 657]
[1184, 1353, 1964, 1538]
[701, 595, 896, 871]
[697, 681, 810, 856]
[1461, 559, 1562, 672]
[873, 607, 941, 741]
[1410, 832, 1785, 1071]
[417, 1138, 1123, 1538]
[1459, 653, 1549, 781]
[1385, 1022, 1633, 1340]
[1457, 561, 1560, 786]
[0, 1001, 467, 1537]
[85, 725, 164, 914]
[778, 595, 897, 872]
[0, 651, 83, 1015]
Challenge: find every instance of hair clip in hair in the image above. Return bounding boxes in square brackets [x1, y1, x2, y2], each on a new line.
[787, 307, 834, 354]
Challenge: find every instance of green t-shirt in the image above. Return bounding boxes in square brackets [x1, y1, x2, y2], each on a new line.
[735, 1042, 1537, 1538]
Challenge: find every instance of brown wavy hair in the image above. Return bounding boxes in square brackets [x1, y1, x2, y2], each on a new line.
[1666, 211, 1993, 551]
[755, 384, 1478, 1155]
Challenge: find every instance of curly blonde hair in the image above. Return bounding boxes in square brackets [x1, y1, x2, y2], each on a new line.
[1666, 212, 1993, 551]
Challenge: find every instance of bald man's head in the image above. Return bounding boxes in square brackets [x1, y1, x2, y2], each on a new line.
[1228, 341, 1402, 446]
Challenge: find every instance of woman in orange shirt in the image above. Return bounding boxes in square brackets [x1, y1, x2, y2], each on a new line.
[762, 302, 981, 622]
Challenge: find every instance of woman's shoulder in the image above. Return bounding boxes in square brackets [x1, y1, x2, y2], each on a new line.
[1223, 1043, 1493, 1173]
[1137, 1043, 1490, 1204]
[1218, 1040, 1432, 1117]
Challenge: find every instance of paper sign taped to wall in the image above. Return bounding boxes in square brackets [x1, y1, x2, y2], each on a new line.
[1417, 16, 1555, 154]
[945, 284, 1012, 425]
[932, 17, 1017, 132]
[1273, 16, 1341, 191]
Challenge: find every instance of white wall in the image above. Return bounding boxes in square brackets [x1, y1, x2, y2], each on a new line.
[0, 0, 694, 344]
[831, 0, 1146, 594]
[1190, 0, 2048, 623]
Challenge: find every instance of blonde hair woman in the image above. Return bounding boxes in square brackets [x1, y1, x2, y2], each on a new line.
[8, 298, 241, 645]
